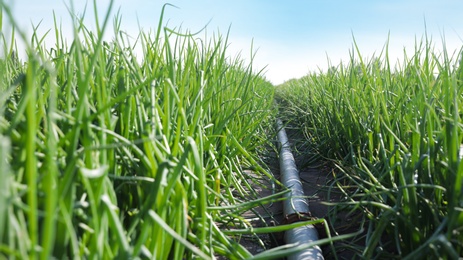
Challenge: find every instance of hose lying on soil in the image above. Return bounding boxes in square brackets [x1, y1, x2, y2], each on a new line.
[276, 119, 323, 260]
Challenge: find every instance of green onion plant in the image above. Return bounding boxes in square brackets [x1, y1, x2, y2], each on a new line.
[276, 37, 463, 258]
[0, 1, 285, 259]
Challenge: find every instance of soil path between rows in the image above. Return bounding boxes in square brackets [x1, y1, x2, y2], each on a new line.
[236, 127, 359, 259]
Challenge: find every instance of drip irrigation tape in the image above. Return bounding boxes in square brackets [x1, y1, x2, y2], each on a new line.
[276, 119, 323, 260]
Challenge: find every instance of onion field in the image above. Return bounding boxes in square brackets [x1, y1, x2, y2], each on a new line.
[1, 0, 463, 259]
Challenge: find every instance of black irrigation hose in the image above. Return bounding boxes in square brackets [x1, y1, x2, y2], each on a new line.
[276, 119, 323, 260]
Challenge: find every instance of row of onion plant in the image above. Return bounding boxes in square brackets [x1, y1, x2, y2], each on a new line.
[275, 39, 463, 258]
[0, 1, 295, 259]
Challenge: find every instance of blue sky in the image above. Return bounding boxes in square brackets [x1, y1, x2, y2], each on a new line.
[3, 0, 463, 84]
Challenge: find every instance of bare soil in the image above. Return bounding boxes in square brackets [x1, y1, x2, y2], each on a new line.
[235, 149, 286, 258]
